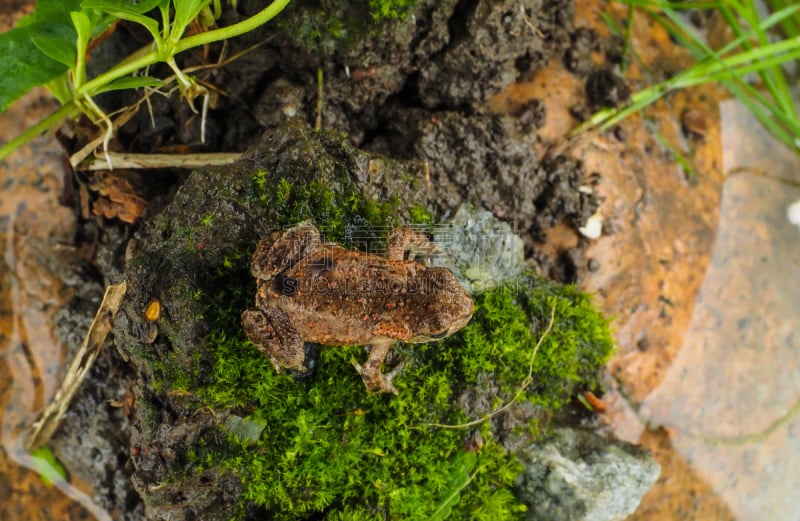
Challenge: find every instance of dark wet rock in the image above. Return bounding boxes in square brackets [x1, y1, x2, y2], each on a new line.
[113, 119, 605, 518]
[253, 78, 306, 128]
[415, 0, 548, 108]
[413, 110, 542, 219]
[367, 106, 597, 250]
[245, 0, 457, 145]
[515, 428, 661, 521]
[114, 120, 421, 519]
[243, 0, 573, 145]
[51, 355, 144, 521]
[86, 0, 596, 254]
[130, 411, 242, 521]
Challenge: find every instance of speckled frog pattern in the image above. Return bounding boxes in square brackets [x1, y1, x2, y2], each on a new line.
[241, 221, 474, 393]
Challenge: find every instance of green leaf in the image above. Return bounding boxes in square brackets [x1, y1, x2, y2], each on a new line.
[81, 0, 164, 43]
[23, 0, 81, 29]
[44, 75, 73, 105]
[32, 35, 78, 67]
[30, 0, 84, 24]
[81, 0, 164, 15]
[26, 9, 79, 65]
[13, 14, 35, 28]
[94, 75, 163, 93]
[430, 451, 478, 521]
[91, 12, 120, 38]
[30, 447, 68, 487]
[69, 11, 97, 87]
[0, 25, 69, 112]
[70, 10, 94, 47]
[172, 0, 212, 38]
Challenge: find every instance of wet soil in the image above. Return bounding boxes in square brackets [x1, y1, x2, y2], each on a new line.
[3, 0, 635, 519]
[78, 0, 600, 258]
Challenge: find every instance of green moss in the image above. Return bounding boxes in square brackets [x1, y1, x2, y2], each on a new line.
[454, 279, 614, 411]
[194, 259, 613, 518]
[248, 171, 398, 245]
[408, 203, 435, 226]
[283, 0, 418, 55]
[367, 0, 417, 20]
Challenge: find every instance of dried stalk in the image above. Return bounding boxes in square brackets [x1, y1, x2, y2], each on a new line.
[27, 281, 127, 450]
[80, 151, 241, 171]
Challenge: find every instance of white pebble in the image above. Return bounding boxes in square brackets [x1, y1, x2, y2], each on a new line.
[788, 199, 800, 228]
[579, 214, 603, 240]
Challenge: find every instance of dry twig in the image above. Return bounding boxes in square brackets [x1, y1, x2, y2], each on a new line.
[27, 282, 127, 450]
[82, 151, 241, 171]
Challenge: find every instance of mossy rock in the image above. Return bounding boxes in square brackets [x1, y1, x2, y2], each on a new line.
[114, 120, 614, 520]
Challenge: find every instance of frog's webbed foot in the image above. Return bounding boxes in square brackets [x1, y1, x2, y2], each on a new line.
[352, 338, 403, 394]
[241, 308, 306, 373]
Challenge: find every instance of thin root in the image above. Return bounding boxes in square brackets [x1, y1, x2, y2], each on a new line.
[420, 300, 557, 430]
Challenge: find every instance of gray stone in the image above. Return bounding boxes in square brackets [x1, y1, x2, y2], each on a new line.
[515, 428, 660, 521]
[435, 203, 525, 294]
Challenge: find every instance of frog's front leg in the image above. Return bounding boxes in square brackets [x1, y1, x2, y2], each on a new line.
[386, 227, 442, 262]
[353, 338, 404, 394]
[241, 308, 306, 372]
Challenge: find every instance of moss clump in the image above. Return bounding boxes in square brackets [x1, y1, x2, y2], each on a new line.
[280, 0, 418, 55]
[250, 171, 399, 246]
[408, 203, 436, 227]
[456, 279, 614, 411]
[367, 0, 418, 20]
[198, 255, 614, 519]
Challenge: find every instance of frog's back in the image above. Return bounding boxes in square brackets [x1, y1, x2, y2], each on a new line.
[275, 245, 431, 344]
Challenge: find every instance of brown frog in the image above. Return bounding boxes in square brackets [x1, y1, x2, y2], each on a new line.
[241, 221, 474, 394]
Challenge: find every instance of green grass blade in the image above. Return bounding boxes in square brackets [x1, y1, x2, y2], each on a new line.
[598, 1, 800, 150]
[429, 451, 478, 521]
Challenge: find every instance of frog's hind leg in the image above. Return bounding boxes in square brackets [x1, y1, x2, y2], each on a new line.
[353, 338, 404, 394]
[252, 221, 321, 279]
[241, 308, 306, 372]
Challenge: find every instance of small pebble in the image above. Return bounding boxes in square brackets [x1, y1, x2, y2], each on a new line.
[145, 299, 161, 322]
[579, 214, 603, 240]
[787, 199, 800, 229]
